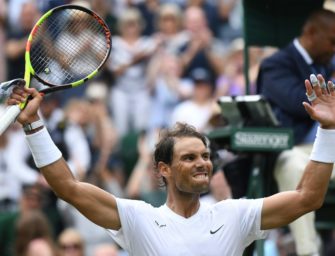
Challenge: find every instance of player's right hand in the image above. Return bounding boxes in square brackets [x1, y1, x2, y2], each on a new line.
[303, 74, 335, 129]
[7, 86, 43, 125]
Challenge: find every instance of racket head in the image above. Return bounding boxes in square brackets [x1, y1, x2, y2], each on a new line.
[25, 4, 112, 94]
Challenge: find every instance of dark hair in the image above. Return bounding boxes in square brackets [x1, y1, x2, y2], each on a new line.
[153, 122, 209, 186]
[15, 210, 57, 256]
[303, 8, 335, 31]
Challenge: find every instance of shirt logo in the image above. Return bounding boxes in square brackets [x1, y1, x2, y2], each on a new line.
[155, 220, 167, 228]
[210, 224, 224, 234]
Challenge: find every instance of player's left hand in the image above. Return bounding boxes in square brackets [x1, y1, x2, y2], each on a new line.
[303, 74, 335, 129]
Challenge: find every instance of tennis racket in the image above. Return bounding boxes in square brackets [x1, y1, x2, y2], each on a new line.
[0, 4, 111, 135]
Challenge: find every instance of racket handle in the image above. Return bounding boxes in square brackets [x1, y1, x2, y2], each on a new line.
[0, 105, 21, 135]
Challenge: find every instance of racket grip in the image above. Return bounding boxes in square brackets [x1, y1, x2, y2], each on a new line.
[0, 105, 21, 135]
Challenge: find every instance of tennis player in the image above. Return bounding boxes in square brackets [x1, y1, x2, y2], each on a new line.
[8, 74, 335, 255]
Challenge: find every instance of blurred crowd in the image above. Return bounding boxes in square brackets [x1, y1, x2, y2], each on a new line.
[0, 0, 310, 255]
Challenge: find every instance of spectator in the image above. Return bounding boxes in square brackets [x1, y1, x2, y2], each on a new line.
[170, 67, 217, 132]
[93, 243, 120, 256]
[108, 8, 158, 136]
[39, 96, 91, 180]
[54, 0, 106, 105]
[153, 3, 188, 55]
[84, 82, 119, 175]
[0, 104, 39, 213]
[215, 38, 271, 97]
[200, 170, 232, 204]
[112, 0, 139, 18]
[15, 210, 58, 256]
[257, 8, 335, 256]
[6, 0, 32, 34]
[147, 53, 192, 130]
[217, 0, 243, 44]
[178, 6, 225, 85]
[58, 228, 84, 256]
[58, 197, 119, 256]
[136, 0, 160, 36]
[90, 0, 119, 84]
[91, 0, 118, 35]
[5, 1, 41, 80]
[37, 0, 68, 13]
[0, 184, 45, 256]
[186, 0, 221, 37]
[215, 38, 246, 96]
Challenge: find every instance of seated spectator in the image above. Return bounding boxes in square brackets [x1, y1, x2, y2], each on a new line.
[170, 67, 217, 132]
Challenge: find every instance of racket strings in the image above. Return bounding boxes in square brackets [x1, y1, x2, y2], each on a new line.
[30, 8, 110, 86]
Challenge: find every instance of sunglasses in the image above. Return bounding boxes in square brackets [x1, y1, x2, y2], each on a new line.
[60, 243, 82, 251]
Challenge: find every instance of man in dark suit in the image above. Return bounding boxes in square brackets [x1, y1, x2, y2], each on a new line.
[257, 8, 335, 256]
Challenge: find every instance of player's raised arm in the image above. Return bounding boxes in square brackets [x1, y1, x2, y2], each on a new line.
[7, 86, 121, 230]
[261, 74, 335, 230]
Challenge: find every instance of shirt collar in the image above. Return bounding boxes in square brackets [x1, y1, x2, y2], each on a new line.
[293, 38, 313, 65]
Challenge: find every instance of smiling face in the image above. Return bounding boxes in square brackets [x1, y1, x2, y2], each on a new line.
[164, 137, 213, 195]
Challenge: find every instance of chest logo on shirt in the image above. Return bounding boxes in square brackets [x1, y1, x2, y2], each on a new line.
[210, 224, 224, 234]
[155, 220, 167, 228]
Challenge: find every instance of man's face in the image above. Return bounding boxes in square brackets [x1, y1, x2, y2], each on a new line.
[311, 24, 335, 65]
[193, 82, 213, 102]
[168, 137, 213, 194]
[21, 187, 42, 211]
[184, 8, 207, 33]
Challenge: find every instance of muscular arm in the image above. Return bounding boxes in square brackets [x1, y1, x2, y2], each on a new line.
[40, 157, 121, 230]
[261, 76, 335, 229]
[8, 87, 121, 230]
[261, 160, 332, 229]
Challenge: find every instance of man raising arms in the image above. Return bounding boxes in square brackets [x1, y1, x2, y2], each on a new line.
[7, 74, 335, 255]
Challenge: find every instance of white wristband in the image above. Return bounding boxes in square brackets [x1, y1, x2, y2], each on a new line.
[25, 127, 62, 168]
[310, 127, 335, 163]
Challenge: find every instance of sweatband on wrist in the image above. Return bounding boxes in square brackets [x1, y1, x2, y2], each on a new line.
[25, 127, 62, 168]
[310, 127, 335, 163]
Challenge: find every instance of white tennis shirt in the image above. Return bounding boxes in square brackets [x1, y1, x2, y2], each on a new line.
[107, 198, 268, 256]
